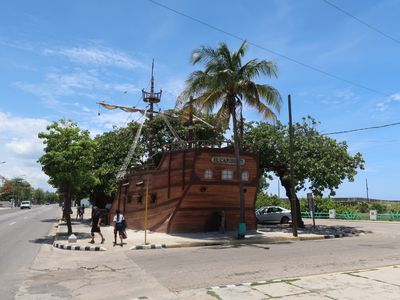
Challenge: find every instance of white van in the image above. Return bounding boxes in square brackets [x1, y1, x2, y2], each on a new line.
[20, 201, 31, 209]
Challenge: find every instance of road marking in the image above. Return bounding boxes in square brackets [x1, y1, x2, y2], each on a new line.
[9, 222, 16, 225]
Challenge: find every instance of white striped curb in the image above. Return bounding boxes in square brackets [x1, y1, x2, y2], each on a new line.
[53, 242, 106, 251]
[322, 232, 364, 239]
[208, 278, 290, 290]
[130, 244, 166, 250]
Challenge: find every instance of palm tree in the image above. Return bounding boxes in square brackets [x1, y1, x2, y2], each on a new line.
[179, 41, 281, 238]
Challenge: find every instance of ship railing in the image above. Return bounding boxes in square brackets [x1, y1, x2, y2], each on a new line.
[166, 139, 233, 151]
[125, 139, 234, 174]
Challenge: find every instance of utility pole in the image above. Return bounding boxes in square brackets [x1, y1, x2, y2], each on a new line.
[288, 95, 298, 237]
[278, 179, 280, 198]
[366, 178, 369, 201]
[144, 176, 149, 245]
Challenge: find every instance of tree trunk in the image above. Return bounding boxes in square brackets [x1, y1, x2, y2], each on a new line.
[231, 104, 246, 238]
[281, 179, 304, 228]
[63, 187, 72, 234]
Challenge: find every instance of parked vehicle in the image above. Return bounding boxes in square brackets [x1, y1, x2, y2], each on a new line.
[256, 206, 291, 224]
[20, 200, 32, 209]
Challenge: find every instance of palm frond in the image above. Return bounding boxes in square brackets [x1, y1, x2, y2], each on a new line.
[178, 41, 282, 135]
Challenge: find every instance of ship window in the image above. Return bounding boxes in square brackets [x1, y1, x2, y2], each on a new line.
[204, 169, 213, 179]
[242, 171, 249, 181]
[151, 193, 157, 203]
[221, 169, 233, 180]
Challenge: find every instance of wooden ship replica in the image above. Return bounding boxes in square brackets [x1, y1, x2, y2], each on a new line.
[99, 63, 259, 233]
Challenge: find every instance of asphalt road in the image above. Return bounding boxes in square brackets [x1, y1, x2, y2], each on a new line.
[0, 205, 59, 299]
[127, 219, 400, 291]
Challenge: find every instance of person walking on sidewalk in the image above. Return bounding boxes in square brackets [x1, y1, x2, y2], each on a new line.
[90, 206, 105, 244]
[113, 210, 125, 247]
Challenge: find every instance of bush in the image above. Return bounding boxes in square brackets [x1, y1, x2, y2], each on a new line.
[355, 202, 370, 213]
[256, 193, 290, 210]
[370, 202, 386, 213]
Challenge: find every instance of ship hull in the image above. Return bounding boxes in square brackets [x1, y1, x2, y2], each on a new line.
[110, 147, 259, 233]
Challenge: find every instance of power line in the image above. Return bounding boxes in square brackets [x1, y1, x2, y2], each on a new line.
[322, 121, 400, 135]
[322, 0, 400, 45]
[147, 0, 391, 97]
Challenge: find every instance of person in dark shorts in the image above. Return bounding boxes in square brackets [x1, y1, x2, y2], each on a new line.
[90, 206, 105, 244]
[113, 210, 125, 247]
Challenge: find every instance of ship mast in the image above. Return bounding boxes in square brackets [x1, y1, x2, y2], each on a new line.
[142, 59, 162, 161]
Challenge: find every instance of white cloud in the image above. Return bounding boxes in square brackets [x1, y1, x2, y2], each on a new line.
[316, 89, 360, 106]
[14, 69, 141, 109]
[91, 110, 143, 131]
[159, 77, 186, 108]
[5, 139, 43, 158]
[0, 112, 49, 138]
[375, 92, 400, 112]
[390, 92, 400, 101]
[0, 112, 53, 191]
[43, 46, 146, 70]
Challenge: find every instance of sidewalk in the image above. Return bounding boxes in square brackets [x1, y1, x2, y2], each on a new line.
[54, 207, 367, 252]
[177, 264, 400, 299]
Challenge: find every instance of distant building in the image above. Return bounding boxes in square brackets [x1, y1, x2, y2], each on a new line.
[332, 197, 400, 204]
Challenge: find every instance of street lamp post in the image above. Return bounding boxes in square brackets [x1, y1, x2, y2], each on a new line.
[136, 176, 150, 245]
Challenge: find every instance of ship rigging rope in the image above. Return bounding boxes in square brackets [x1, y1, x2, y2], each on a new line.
[116, 110, 148, 181]
[159, 112, 187, 147]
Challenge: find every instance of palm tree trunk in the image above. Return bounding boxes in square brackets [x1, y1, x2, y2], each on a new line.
[231, 104, 246, 238]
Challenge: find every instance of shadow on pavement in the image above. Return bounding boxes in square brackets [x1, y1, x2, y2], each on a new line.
[56, 232, 92, 240]
[257, 223, 367, 235]
[29, 235, 55, 245]
[40, 218, 58, 223]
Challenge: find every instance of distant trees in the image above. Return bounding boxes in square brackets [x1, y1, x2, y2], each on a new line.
[32, 188, 45, 204]
[0, 177, 59, 204]
[0, 177, 32, 202]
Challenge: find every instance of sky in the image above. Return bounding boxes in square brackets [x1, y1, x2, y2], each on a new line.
[0, 0, 399, 200]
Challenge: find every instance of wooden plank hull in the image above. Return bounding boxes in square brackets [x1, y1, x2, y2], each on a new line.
[110, 147, 259, 233]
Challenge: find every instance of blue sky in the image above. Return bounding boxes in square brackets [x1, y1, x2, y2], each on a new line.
[0, 0, 399, 200]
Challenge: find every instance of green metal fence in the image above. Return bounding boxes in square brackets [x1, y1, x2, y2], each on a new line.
[301, 212, 400, 221]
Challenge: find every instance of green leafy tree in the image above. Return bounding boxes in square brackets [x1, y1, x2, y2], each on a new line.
[33, 188, 46, 204]
[0, 179, 13, 200]
[45, 191, 60, 204]
[179, 41, 281, 237]
[92, 121, 145, 206]
[38, 120, 98, 234]
[244, 117, 364, 227]
[256, 193, 290, 209]
[5, 177, 33, 203]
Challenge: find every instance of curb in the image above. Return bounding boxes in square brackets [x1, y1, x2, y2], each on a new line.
[207, 263, 398, 292]
[208, 278, 288, 290]
[322, 232, 364, 239]
[163, 231, 365, 249]
[130, 244, 166, 250]
[159, 237, 300, 249]
[53, 242, 106, 251]
[53, 218, 106, 251]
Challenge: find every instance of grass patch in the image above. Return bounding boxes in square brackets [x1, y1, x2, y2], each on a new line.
[207, 290, 222, 300]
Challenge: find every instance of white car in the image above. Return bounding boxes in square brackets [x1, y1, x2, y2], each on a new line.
[20, 200, 31, 209]
[256, 206, 291, 224]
